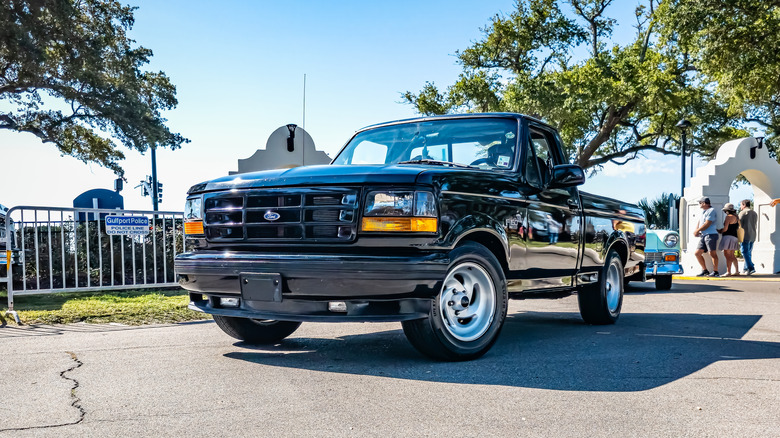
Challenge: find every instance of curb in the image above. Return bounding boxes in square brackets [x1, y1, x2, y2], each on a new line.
[674, 275, 780, 282]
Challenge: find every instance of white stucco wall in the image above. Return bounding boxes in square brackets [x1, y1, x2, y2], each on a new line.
[680, 137, 780, 274]
[230, 125, 331, 174]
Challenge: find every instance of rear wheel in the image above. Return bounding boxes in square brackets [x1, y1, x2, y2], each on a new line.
[578, 250, 623, 325]
[655, 275, 673, 291]
[402, 242, 508, 361]
[213, 315, 302, 344]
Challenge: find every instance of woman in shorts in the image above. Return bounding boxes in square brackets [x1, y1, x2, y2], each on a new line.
[718, 203, 741, 276]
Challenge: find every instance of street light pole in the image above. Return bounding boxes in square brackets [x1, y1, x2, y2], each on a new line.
[676, 119, 692, 200]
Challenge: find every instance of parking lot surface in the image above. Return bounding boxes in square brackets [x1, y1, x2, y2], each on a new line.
[1, 279, 778, 437]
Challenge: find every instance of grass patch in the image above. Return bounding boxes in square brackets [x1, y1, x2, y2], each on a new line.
[0, 288, 211, 326]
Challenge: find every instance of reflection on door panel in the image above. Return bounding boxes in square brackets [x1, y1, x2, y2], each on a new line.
[522, 126, 581, 289]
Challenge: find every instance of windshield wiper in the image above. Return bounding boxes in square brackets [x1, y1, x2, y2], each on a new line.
[397, 159, 475, 169]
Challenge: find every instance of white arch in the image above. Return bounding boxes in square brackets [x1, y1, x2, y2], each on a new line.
[680, 137, 780, 274]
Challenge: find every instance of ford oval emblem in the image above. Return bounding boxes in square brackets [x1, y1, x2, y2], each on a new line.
[264, 211, 281, 221]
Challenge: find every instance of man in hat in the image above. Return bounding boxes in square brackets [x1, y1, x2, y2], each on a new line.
[739, 199, 757, 275]
[693, 197, 720, 277]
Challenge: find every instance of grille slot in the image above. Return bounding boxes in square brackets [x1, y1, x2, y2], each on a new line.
[203, 187, 360, 243]
[309, 195, 341, 205]
[247, 195, 301, 208]
[310, 209, 340, 222]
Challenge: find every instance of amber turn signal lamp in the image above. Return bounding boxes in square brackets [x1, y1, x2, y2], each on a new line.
[184, 221, 204, 235]
[361, 217, 437, 232]
[664, 254, 677, 262]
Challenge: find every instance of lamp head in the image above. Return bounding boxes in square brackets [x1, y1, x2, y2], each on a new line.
[676, 119, 692, 130]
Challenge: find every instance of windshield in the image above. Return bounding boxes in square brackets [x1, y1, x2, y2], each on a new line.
[332, 118, 519, 170]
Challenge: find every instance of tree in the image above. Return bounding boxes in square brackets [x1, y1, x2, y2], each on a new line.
[0, 0, 187, 176]
[638, 192, 679, 229]
[657, 0, 780, 157]
[402, 0, 752, 171]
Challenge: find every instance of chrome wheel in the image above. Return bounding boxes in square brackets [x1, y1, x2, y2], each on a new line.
[438, 262, 496, 342]
[578, 249, 623, 325]
[605, 259, 622, 313]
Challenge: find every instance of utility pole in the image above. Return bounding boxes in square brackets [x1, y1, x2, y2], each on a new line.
[151, 145, 159, 211]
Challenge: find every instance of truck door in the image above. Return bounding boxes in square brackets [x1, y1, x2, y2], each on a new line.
[521, 123, 582, 289]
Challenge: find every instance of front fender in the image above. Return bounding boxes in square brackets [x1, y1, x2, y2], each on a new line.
[444, 213, 509, 258]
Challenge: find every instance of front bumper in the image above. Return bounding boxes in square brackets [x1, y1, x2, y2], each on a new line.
[175, 251, 449, 322]
[645, 262, 684, 277]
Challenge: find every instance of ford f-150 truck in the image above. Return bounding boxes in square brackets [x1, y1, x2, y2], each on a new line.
[175, 113, 645, 361]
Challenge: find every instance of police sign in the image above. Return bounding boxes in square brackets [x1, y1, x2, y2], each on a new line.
[105, 216, 150, 236]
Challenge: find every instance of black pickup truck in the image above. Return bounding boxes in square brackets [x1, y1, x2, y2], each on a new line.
[176, 113, 645, 361]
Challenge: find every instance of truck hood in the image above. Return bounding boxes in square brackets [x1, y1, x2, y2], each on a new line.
[193, 165, 426, 193]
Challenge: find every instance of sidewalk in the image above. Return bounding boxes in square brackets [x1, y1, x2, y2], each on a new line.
[674, 273, 780, 282]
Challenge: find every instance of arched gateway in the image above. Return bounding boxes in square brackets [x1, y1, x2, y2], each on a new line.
[680, 137, 780, 274]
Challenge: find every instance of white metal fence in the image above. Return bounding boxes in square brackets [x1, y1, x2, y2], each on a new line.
[1, 206, 185, 323]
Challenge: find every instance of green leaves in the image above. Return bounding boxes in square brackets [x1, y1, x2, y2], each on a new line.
[638, 192, 679, 229]
[403, 0, 777, 170]
[0, 0, 187, 176]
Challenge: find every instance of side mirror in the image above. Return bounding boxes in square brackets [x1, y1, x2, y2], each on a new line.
[549, 164, 585, 188]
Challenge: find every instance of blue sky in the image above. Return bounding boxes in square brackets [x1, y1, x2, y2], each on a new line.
[0, 0, 753, 211]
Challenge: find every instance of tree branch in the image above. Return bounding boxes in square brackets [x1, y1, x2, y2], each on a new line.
[587, 143, 678, 168]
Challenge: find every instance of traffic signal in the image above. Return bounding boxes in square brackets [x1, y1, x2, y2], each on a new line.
[157, 182, 163, 204]
[140, 177, 151, 196]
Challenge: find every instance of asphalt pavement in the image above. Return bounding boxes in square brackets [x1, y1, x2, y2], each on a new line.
[0, 278, 778, 437]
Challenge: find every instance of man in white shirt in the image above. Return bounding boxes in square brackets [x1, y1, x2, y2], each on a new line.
[693, 197, 720, 277]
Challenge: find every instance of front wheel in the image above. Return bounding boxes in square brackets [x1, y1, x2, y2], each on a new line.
[655, 275, 673, 290]
[402, 242, 508, 361]
[213, 315, 302, 344]
[578, 250, 624, 325]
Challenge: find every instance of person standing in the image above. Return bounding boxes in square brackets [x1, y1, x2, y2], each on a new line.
[545, 214, 561, 244]
[718, 203, 740, 276]
[738, 199, 758, 274]
[693, 197, 720, 277]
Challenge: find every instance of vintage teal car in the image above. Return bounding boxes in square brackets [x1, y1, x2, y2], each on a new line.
[644, 229, 683, 290]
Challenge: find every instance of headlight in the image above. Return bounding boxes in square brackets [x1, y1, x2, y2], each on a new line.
[183, 197, 204, 235]
[361, 191, 437, 232]
[184, 197, 202, 220]
[663, 233, 679, 248]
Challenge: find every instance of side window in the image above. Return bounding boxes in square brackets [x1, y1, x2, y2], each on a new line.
[528, 127, 557, 186]
[524, 142, 542, 187]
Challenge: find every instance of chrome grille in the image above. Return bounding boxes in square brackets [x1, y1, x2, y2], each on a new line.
[645, 251, 678, 263]
[203, 187, 360, 242]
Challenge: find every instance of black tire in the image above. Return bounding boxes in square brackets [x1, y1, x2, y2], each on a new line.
[655, 275, 673, 291]
[213, 315, 302, 344]
[578, 250, 623, 325]
[402, 242, 508, 361]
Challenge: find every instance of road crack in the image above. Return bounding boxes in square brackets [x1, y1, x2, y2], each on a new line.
[0, 351, 85, 432]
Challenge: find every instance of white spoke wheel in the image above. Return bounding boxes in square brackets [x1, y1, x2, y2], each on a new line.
[402, 242, 508, 361]
[578, 250, 624, 325]
[439, 262, 496, 342]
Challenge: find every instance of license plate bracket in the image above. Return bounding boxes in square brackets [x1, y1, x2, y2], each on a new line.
[240, 273, 282, 302]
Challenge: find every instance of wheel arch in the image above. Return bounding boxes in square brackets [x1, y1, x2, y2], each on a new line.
[605, 232, 629, 266]
[454, 230, 509, 275]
